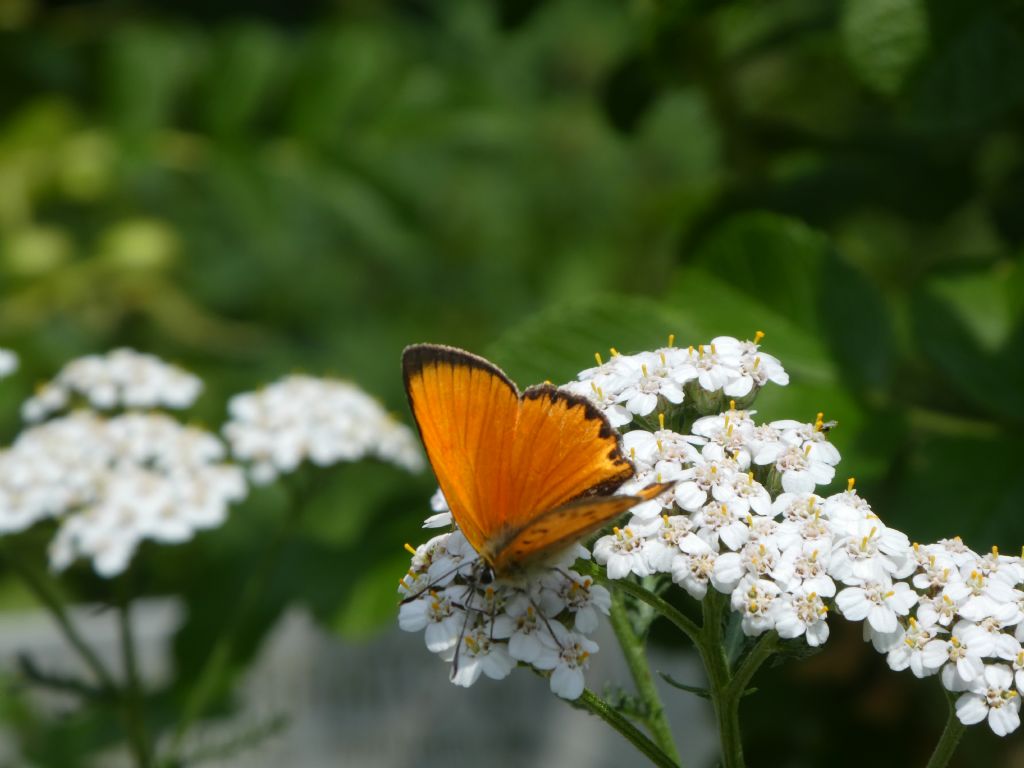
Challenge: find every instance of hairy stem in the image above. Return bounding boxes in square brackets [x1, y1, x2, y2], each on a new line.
[608, 591, 683, 766]
[575, 688, 679, 768]
[580, 562, 701, 644]
[699, 592, 745, 768]
[925, 694, 966, 768]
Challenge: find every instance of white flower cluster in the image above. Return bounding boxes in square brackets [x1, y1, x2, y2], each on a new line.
[0, 349, 18, 379]
[398, 524, 610, 700]
[561, 333, 788, 428]
[223, 375, 424, 484]
[22, 348, 202, 422]
[0, 410, 246, 577]
[589, 366, 1024, 736]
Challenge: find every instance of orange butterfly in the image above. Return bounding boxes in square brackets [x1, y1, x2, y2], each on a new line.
[402, 344, 672, 578]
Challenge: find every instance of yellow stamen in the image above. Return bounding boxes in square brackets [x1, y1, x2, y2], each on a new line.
[610, 347, 620, 357]
[668, 333, 675, 347]
[658, 412, 665, 431]
[729, 399, 736, 411]
[847, 477, 856, 492]
[594, 351, 603, 366]
[641, 363, 649, 377]
[753, 330, 765, 344]
[404, 542, 417, 555]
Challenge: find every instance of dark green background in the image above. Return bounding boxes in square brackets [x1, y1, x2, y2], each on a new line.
[0, 0, 1021, 764]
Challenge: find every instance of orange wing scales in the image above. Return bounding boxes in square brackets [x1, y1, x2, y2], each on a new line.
[403, 344, 665, 577]
[489, 480, 676, 574]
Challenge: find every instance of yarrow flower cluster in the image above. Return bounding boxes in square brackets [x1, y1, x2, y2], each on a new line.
[223, 375, 424, 484]
[582, 338, 1023, 737]
[400, 334, 1024, 737]
[0, 410, 246, 576]
[0, 349, 18, 380]
[561, 332, 787, 428]
[398, 524, 609, 700]
[22, 348, 202, 422]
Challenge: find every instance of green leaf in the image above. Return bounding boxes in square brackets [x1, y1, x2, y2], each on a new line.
[687, 211, 895, 393]
[911, 263, 1024, 422]
[486, 293, 680, 386]
[909, 12, 1024, 132]
[658, 671, 712, 699]
[841, 0, 929, 97]
[688, 211, 829, 331]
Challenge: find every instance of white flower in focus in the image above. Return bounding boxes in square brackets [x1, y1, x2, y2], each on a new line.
[561, 378, 633, 428]
[925, 622, 992, 690]
[613, 353, 686, 417]
[772, 588, 830, 646]
[670, 542, 718, 600]
[730, 576, 780, 636]
[224, 375, 423, 484]
[835, 579, 918, 635]
[594, 525, 651, 579]
[399, 587, 466, 653]
[449, 624, 517, 688]
[0, 349, 18, 379]
[886, 618, 945, 678]
[675, 343, 741, 393]
[21, 348, 202, 422]
[955, 664, 1021, 736]
[533, 623, 598, 700]
[692, 500, 749, 552]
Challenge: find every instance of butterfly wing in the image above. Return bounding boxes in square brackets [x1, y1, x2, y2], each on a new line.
[502, 384, 634, 530]
[402, 344, 520, 557]
[489, 480, 675, 575]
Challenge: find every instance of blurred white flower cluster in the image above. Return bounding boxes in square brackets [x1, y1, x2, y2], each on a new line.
[22, 348, 202, 422]
[587, 340, 1024, 737]
[0, 349, 18, 379]
[398, 523, 609, 700]
[0, 410, 246, 577]
[223, 374, 424, 484]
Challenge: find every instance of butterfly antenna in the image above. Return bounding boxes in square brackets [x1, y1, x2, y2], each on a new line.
[528, 595, 567, 652]
[399, 559, 478, 605]
[450, 598, 476, 680]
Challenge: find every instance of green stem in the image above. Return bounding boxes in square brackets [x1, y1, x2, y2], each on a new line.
[118, 596, 153, 768]
[728, 631, 777, 699]
[699, 593, 745, 768]
[2, 545, 116, 693]
[575, 688, 680, 768]
[608, 591, 683, 766]
[580, 562, 701, 644]
[925, 695, 966, 768]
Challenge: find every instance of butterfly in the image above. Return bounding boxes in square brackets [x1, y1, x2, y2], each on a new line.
[402, 343, 673, 579]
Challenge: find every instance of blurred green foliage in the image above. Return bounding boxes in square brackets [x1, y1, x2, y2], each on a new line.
[1, 0, 1023, 764]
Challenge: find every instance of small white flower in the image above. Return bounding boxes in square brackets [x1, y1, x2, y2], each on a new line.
[772, 588, 830, 646]
[398, 587, 466, 653]
[955, 664, 1021, 736]
[594, 525, 651, 579]
[533, 623, 599, 700]
[729, 576, 780, 636]
[449, 624, 516, 688]
[835, 579, 918, 635]
[886, 618, 945, 678]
